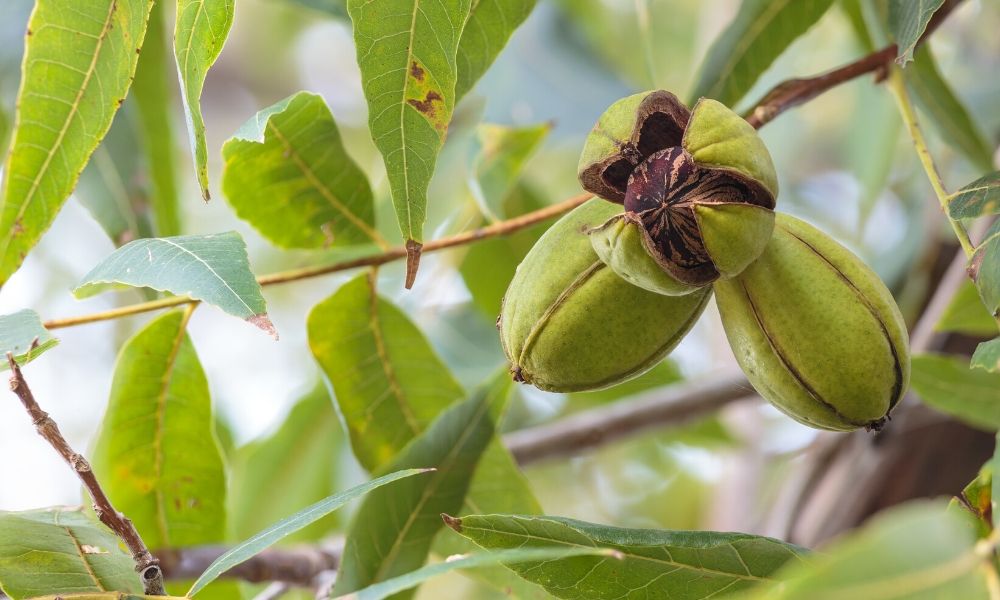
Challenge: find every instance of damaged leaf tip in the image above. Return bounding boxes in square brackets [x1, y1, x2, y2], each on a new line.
[441, 513, 463, 533]
[248, 314, 279, 340]
[404, 239, 423, 289]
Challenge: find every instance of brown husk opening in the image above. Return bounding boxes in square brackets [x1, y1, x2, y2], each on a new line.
[624, 146, 773, 286]
[578, 90, 691, 203]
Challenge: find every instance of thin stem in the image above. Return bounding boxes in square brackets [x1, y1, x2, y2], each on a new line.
[5, 354, 165, 595]
[745, 0, 963, 129]
[887, 69, 976, 257]
[43, 193, 592, 330]
[745, 46, 894, 129]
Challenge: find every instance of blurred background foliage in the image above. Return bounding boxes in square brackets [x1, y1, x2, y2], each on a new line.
[0, 0, 998, 597]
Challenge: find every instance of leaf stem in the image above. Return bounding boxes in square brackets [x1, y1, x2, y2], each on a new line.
[886, 68, 976, 257]
[43, 193, 593, 330]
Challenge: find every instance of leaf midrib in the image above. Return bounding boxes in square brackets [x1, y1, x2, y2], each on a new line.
[369, 395, 492, 583]
[150, 308, 195, 546]
[265, 119, 385, 246]
[157, 237, 256, 315]
[54, 509, 107, 592]
[461, 520, 771, 583]
[0, 0, 119, 257]
[398, 0, 422, 240]
[365, 273, 421, 442]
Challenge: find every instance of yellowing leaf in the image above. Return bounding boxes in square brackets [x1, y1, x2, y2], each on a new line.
[308, 273, 465, 471]
[0, 0, 153, 287]
[348, 0, 473, 281]
[222, 92, 381, 249]
[92, 310, 227, 550]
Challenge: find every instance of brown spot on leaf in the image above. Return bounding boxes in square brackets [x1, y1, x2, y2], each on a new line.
[441, 513, 463, 532]
[409, 61, 425, 81]
[407, 91, 443, 120]
[321, 222, 334, 248]
[968, 251, 983, 282]
[12, 219, 24, 236]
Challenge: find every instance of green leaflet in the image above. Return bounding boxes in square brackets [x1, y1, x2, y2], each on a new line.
[75, 103, 154, 246]
[450, 514, 807, 600]
[332, 384, 500, 599]
[888, 0, 945, 66]
[92, 310, 227, 550]
[307, 273, 466, 471]
[948, 171, 1000, 220]
[222, 92, 382, 249]
[911, 353, 1000, 431]
[973, 220, 1000, 318]
[188, 469, 431, 596]
[430, 374, 551, 600]
[133, 0, 181, 236]
[907, 47, 993, 174]
[689, 0, 835, 108]
[753, 501, 988, 599]
[0, 0, 153, 287]
[74, 232, 275, 336]
[994, 436, 1000, 530]
[455, 0, 537, 101]
[0, 309, 57, 369]
[972, 338, 1000, 373]
[309, 279, 544, 597]
[469, 122, 551, 221]
[348, 0, 472, 263]
[949, 463, 993, 539]
[460, 183, 551, 317]
[335, 547, 616, 600]
[936, 280, 998, 336]
[0, 508, 142, 598]
[230, 384, 344, 543]
[174, 0, 235, 200]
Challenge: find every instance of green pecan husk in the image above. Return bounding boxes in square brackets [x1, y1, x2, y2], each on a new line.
[714, 213, 911, 431]
[499, 199, 711, 392]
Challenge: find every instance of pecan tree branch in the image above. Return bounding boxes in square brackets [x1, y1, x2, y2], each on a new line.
[5, 353, 165, 595]
[157, 544, 339, 587]
[506, 370, 753, 464]
[42, 193, 593, 330]
[745, 0, 964, 129]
